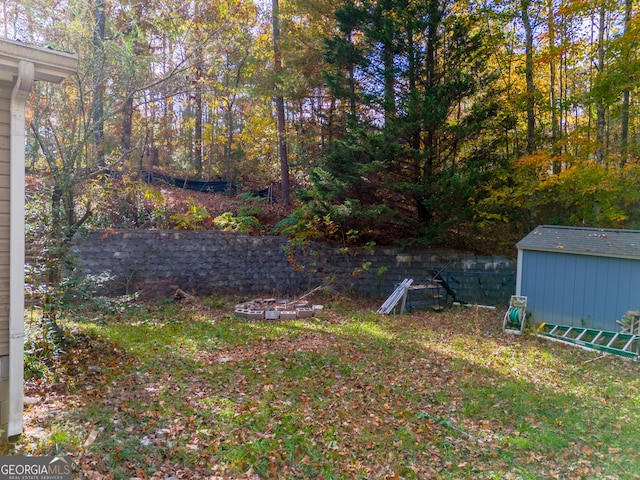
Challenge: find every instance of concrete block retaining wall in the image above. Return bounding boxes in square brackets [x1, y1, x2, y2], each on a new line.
[69, 230, 516, 306]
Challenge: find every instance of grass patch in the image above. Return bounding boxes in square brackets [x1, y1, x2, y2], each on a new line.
[15, 299, 640, 479]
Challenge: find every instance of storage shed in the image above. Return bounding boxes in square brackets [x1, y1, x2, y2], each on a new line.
[0, 39, 76, 442]
[516, 225, 640, 331]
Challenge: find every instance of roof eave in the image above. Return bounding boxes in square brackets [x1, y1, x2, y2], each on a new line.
[0, 39, 78, 83]
[516, 245, 640, 261]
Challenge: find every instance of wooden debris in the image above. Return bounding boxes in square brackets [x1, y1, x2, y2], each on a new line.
[173, 288, 196, 303]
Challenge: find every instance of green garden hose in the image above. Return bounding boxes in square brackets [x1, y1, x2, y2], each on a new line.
[509, 307, 521, 326]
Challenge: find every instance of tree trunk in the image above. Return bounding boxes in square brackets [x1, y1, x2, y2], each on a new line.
[595, 5, 606, 164]
[225, 99, 234, 195]
[194, 61, 203, 176]
[521, 0, 536, 155]
[122, 93, 133, 162]
[92, 0, 106, 167]
[272, 0, 290, 205]
[328, 96, 336, 142]
[381, 2, 395, 123]
[548, 0, 561, 173]
[620, 0, 632, 167]
[560, 17, 568, 146]
[419, 0, 440, 225]
[347, 44, 357, 119]
[407, 16, 420, 154]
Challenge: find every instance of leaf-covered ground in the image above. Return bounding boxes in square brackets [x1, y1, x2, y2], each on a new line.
[26, 172, 294, 233]
[12, 298, 640, 479]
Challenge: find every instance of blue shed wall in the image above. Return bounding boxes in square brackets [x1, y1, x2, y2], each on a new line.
[520, 250, 640, 330]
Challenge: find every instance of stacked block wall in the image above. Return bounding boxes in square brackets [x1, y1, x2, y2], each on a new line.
[69, 230, 516, 306]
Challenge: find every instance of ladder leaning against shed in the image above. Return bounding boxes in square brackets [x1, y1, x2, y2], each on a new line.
[537, 323, 640, 359]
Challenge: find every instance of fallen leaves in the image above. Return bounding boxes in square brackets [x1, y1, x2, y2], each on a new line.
[13, 300, 640, 479]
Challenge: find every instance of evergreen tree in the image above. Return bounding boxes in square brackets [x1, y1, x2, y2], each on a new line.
[307, 0, 503, 245]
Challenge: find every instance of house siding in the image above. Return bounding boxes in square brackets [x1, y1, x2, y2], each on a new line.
[520, 249, 640, 330]
[0, 39, 77, 442]
[0, 83, 10, 358]
[0, 79, 10, 439]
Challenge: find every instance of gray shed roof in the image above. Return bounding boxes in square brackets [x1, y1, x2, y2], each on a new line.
[517, 225, 640, 260]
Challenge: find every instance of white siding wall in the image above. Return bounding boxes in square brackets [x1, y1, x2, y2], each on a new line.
[0, 79, 11, 439]
[0, 40, 77, 442]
